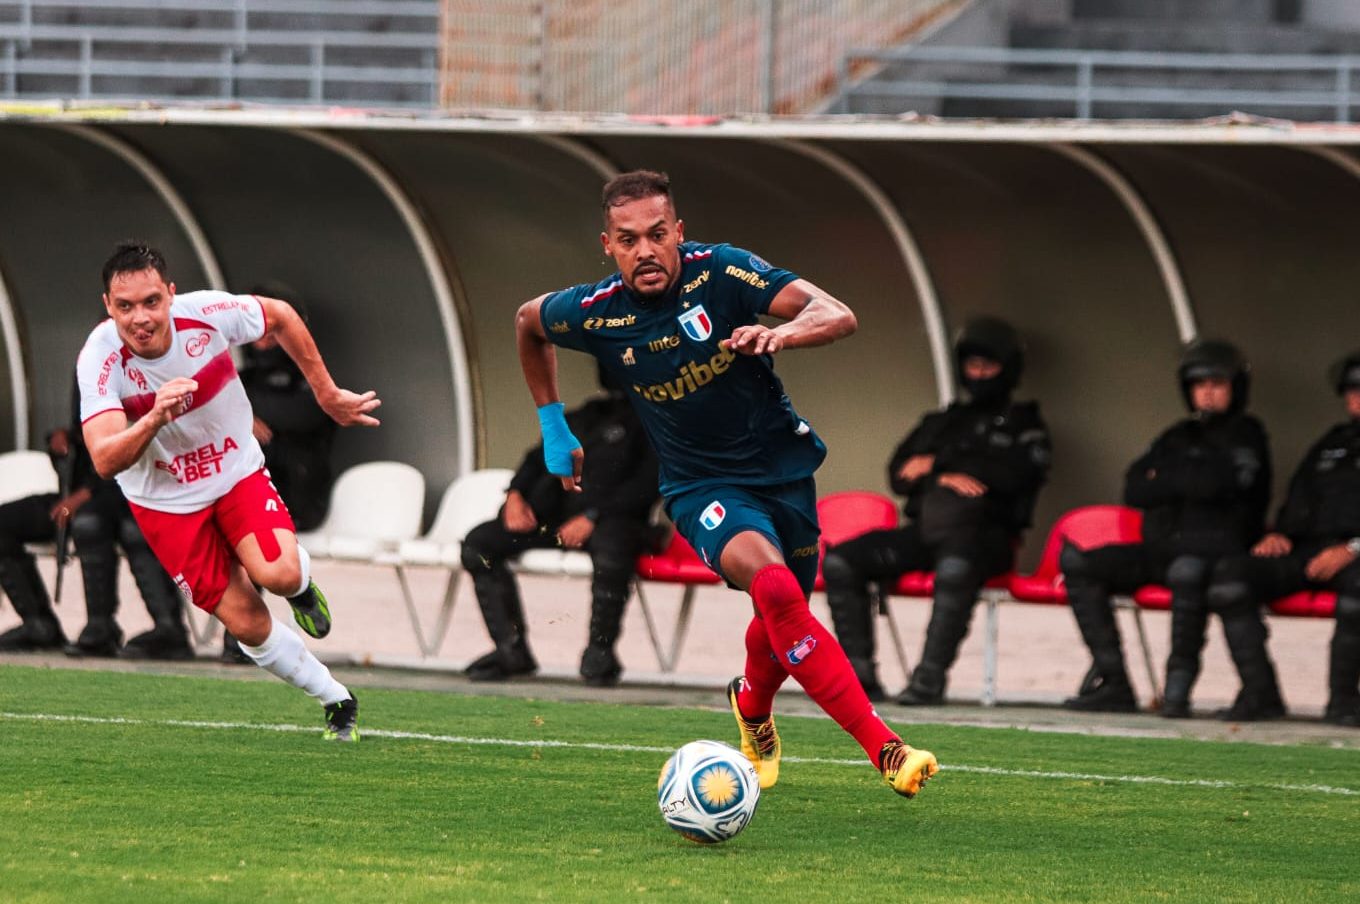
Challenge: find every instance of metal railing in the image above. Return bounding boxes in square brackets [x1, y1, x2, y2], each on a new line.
[440, 0, 963, 114]
[839, 45, 1360, 121]
[0, 0, 440, 106]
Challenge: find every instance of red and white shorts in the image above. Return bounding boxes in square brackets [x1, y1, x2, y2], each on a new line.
[129, 468, 296, 613]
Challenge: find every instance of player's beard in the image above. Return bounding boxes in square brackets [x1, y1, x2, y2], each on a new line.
[629, 262, 672, 298]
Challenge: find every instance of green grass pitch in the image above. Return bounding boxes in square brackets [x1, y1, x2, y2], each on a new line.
[1, 664, 1356, 903]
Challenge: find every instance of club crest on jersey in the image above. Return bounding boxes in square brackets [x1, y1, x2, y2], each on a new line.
[185, 332, 211, 357]
[699, 500, 726, 531]
[678, 305, 713, 342]
[786, 634, 817, 666]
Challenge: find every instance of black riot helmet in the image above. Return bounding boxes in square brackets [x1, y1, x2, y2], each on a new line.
[1177, 338, 1249, 414]
[1327, 350, 1360, 396]
[955, 316, 1024, 403]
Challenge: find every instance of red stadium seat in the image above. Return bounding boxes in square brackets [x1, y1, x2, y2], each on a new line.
[1270, 591, 1337, 618]
[1005, 505, 1165, 702]
[632, 531, 722, 673]
[636, 531, 723, 586]
[813, 491, 899, 591]
[1009, 505, 1145, 603]
[1132, 585, 1173, 610]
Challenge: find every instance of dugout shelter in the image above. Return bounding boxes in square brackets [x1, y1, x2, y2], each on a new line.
[0, 104, 1356, 556]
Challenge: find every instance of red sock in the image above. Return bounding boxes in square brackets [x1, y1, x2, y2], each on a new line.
[749, 564, 899, 763]
[736, 614, 788, 720]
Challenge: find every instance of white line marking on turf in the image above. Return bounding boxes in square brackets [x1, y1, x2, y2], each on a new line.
[4, 711, 1357, 798]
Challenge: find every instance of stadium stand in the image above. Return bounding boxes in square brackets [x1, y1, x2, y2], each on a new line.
[833, 0, 1360, 121]
[0, 0, 441, 106]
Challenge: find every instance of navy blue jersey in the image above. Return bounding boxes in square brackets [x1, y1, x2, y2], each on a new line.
[539, 241, 827, 498]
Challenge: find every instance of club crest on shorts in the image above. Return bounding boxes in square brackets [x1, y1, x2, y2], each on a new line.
[699, 500, 726, 531]
[678, 304, 713, 342]
[786, 634, 817, 666]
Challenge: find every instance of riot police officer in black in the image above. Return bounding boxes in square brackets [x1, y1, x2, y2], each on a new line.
[1207, 351, 1360, 725]
[823, 317, 1050, 704]
[1062, 340, 1271, 716]
[0, 428, 79, 652]
[461, 370, 660, 686]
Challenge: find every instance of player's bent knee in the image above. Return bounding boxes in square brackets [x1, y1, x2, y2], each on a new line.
[251, 558, 302, 597]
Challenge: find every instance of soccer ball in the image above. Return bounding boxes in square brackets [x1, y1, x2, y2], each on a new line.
[657, 739, 761, 844]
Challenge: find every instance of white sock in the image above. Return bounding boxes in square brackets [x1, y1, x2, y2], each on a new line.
[289, 545, 312, 598]
[239, 616, 349, 706]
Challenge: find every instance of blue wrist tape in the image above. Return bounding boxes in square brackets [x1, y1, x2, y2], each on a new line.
[537, 402, 582, 477]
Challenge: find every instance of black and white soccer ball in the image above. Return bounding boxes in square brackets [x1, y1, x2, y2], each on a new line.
[657, 739, 761, 844]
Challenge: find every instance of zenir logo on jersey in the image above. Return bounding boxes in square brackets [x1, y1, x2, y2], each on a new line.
[678, 305, 713, 341]
[584, 314, 637, 330]
[682, 270, 710, 294]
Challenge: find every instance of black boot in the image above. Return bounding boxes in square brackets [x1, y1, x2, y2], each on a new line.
[1324, 594, 1360, 727]
[464, 564, 536, 682]
[897, 662, 945, 706]
[1160, 669, 1195, 719]
[1216, 686, 1286, 722]
[1215, 582, 1286, 722]
[1323, 695, 1360, 727]
[823, 551, 885, 701]
[1063, 672, 1138, 712]
[1162, 557, 1210, 720]
[580, 577, 629, 687]
[64, 540, 122, 658]
[120, 532, 193, 661]
[1062, 545, 1137, 711]
[895, 556, 979, 706]
[0, 555, 65, 652]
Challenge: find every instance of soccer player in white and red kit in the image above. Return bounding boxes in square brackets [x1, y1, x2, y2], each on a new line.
[77, 243, 380, 741]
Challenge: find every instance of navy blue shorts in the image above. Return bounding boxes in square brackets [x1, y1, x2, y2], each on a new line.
[665, 477, 822, 597]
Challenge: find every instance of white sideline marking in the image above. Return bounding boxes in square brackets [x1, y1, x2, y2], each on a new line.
[3, 710, 1357, 798]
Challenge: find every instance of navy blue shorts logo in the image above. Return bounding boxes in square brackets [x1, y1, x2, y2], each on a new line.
[785, 634, 817, 666]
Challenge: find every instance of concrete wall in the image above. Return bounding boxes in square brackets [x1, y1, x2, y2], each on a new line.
[0, 115, 1353, 560]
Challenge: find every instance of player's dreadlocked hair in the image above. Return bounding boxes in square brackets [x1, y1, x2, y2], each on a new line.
[101, 241, 169, 291]
[601, 170, 674, 222]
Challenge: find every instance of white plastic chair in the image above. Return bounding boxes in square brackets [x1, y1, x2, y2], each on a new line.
[296, 461, 425, 562]
[376, 468, 512, 657]
[0, 450, 58, 506]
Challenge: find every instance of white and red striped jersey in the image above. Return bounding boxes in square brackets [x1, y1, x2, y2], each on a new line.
[76, 290, 269, 513]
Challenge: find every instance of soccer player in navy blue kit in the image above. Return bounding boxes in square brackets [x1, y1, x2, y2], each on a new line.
[515, 170, 938, 798]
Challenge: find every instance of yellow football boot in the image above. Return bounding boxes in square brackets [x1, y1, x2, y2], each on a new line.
[879, 740, 939, 798]
[727, 677, 781, 790]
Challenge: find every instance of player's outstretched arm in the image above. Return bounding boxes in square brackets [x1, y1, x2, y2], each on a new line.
[516, 295, 583, 491]
[725, 278, 856, 356]
[259, 296, 381, 428]
[83, 377, 199, 478]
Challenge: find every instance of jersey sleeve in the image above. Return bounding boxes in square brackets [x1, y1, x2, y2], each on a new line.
[76, 333, 128, 425]
[178, 290, 268, 345]
[537, 283, 600, 353]
[714, 244, 799, 318]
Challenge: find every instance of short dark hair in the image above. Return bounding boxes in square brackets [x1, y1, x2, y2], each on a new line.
[101, 242, 169, 292]
[601, 170, 674, 223]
